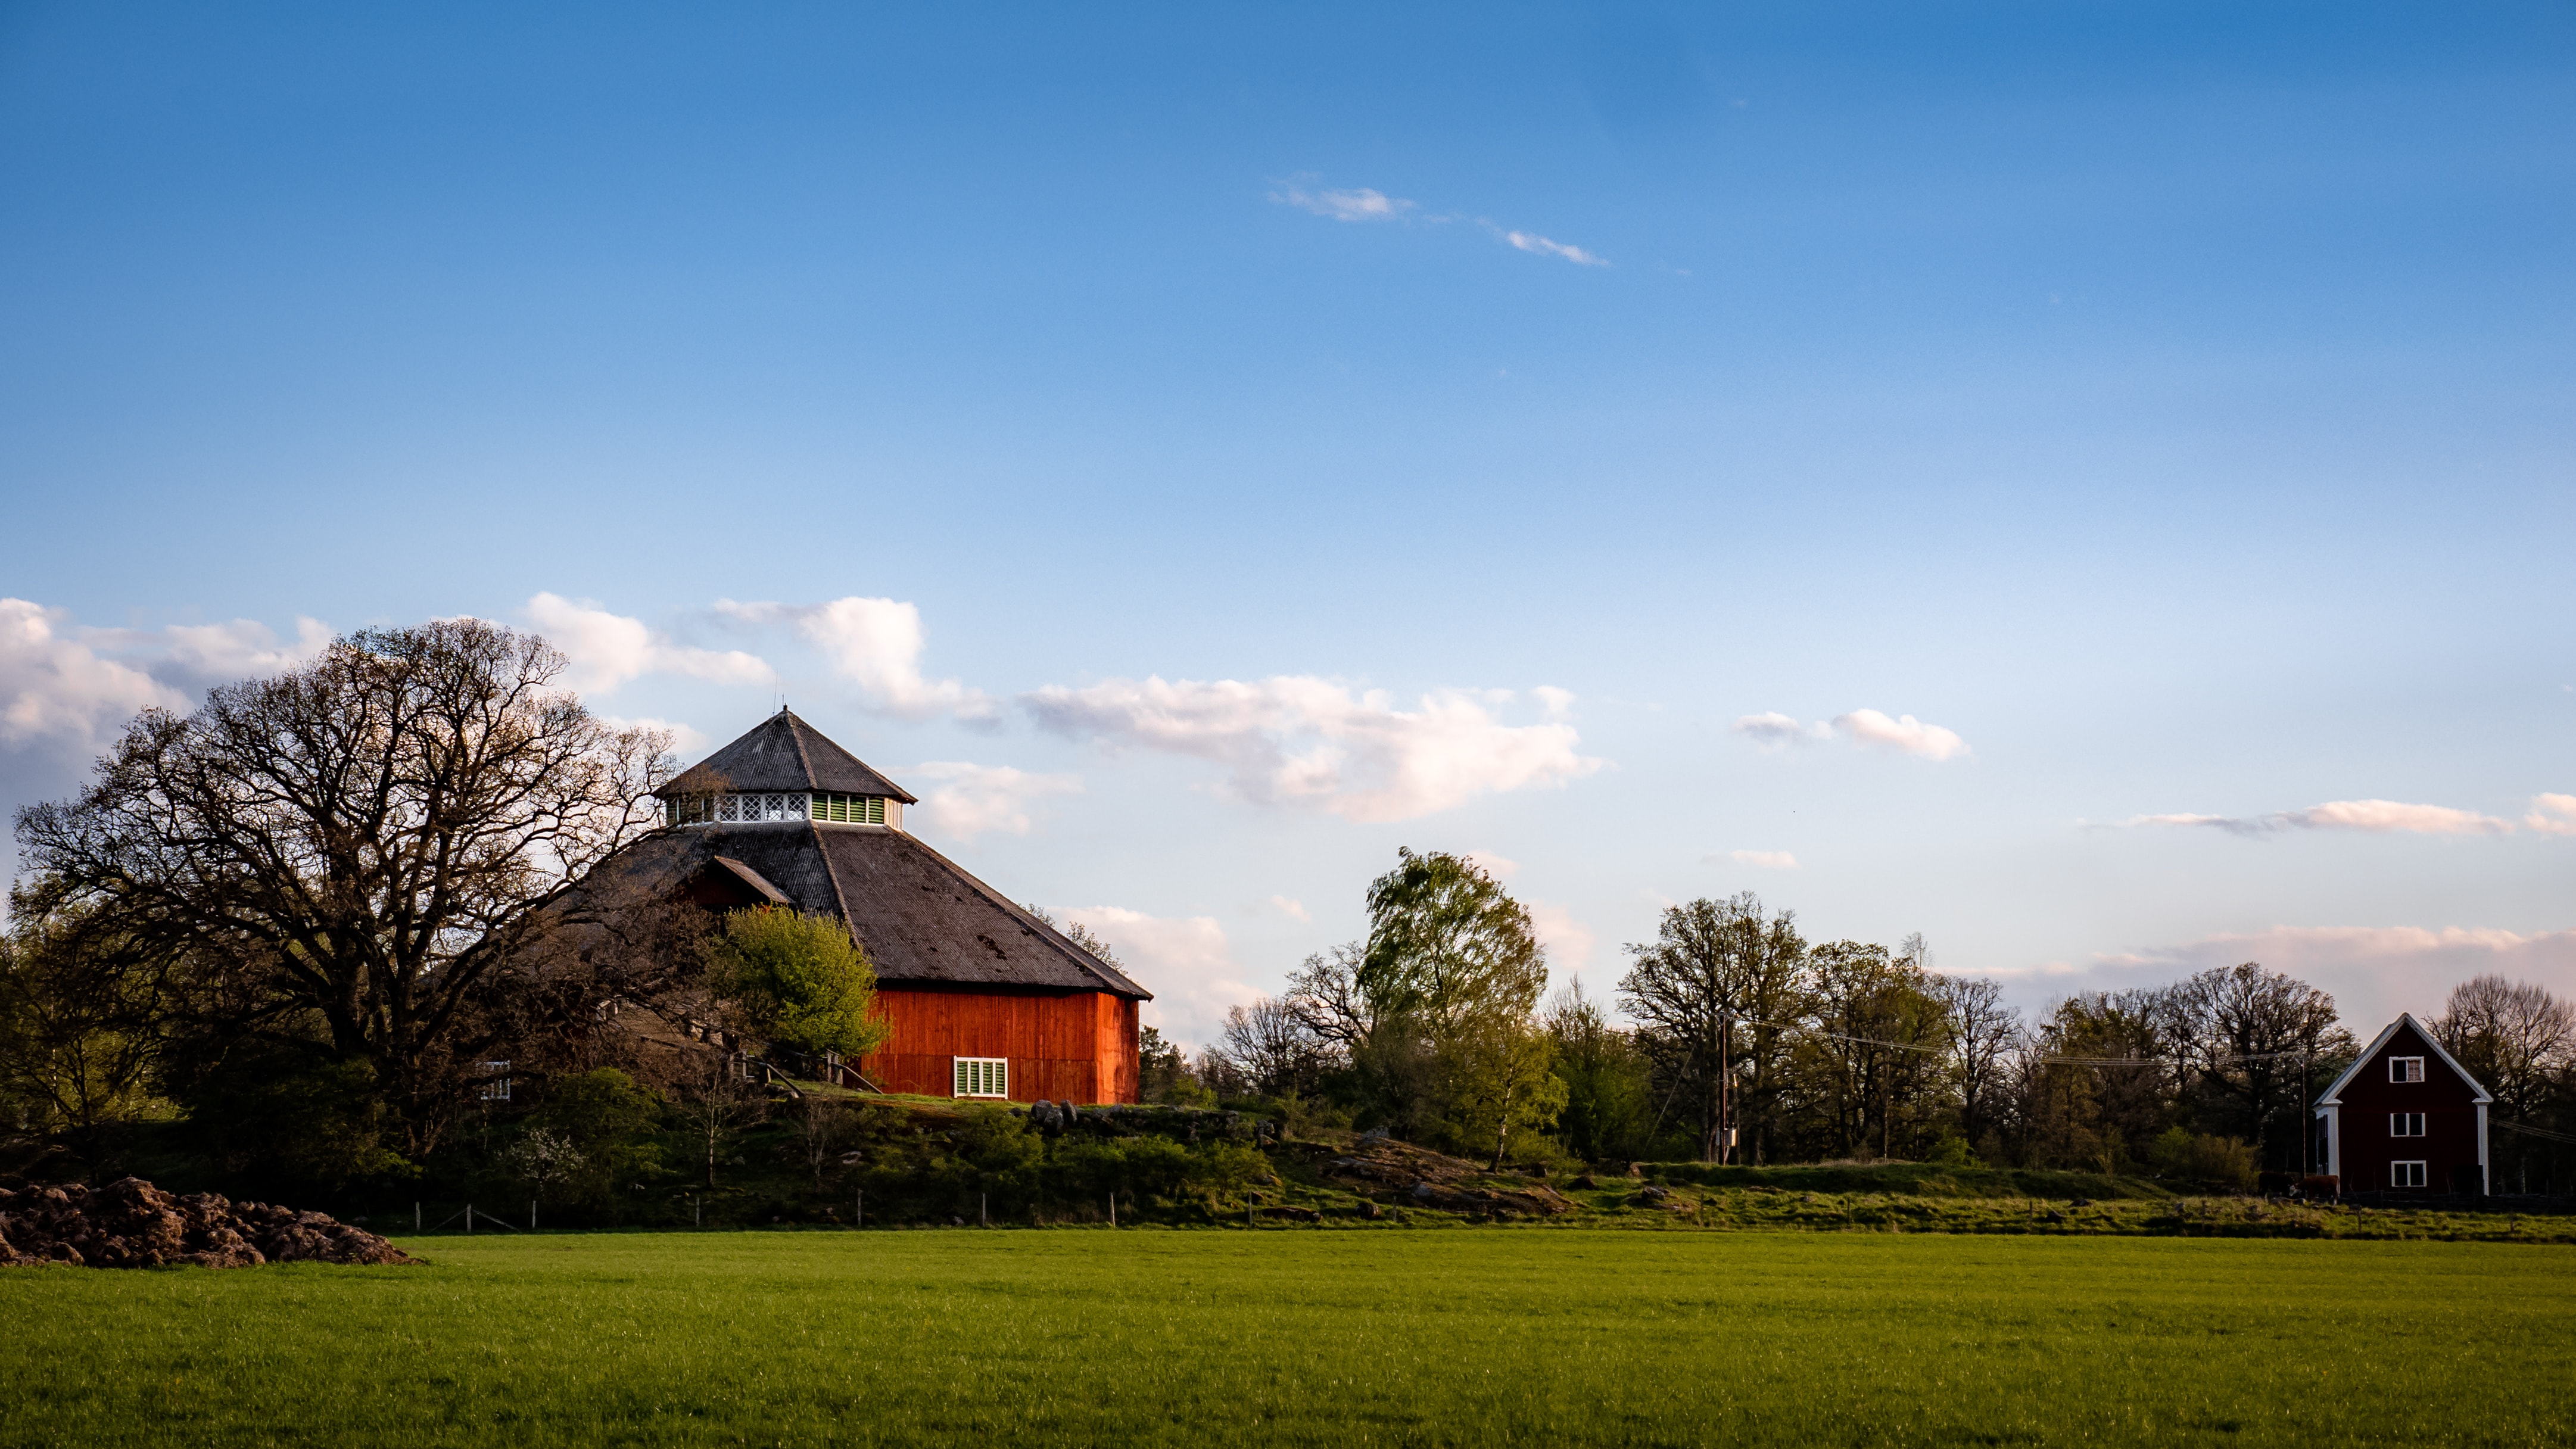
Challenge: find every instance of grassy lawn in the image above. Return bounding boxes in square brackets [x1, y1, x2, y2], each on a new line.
[3, 1230, 2569, 1447]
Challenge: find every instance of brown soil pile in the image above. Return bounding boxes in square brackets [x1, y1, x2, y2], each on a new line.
[0, 1177, 415, 1269]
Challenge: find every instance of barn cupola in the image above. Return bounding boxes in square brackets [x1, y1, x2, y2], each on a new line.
[652, 708, 918, 831]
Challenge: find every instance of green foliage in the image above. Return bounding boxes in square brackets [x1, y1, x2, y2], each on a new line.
[0, 899, 167, 1175]
[528, 1068, 666, 1208]
[1926, 1133, 1976, 1167]
[1439, 1012, 1568, 1168]
[1544, 980, 1662, 1163]
[2149, 1127, 2259, 1192]
[170, 1040, 414, 1196]
[1359, 849, 1547, 1028]
[9, 1234, 2572, 1446]
[714, 908, 890, 1060]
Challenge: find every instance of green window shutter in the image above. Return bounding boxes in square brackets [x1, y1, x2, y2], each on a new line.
[866, 796, 883, 824]
[954, 1058, 968, 1096]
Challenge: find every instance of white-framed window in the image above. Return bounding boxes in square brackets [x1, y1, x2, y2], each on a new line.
[2390, 1056, 2425, 1083]
[954, 1057, 1008, 1099]
[2391, 1160, 2427, 1189]
[479, 1060, 512, 1102]
[2390, 1112, 2426, 1138]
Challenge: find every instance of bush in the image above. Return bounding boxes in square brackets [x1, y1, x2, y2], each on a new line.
[2150, 1127, 2257, 1192]
[715, 908, 890, 1060]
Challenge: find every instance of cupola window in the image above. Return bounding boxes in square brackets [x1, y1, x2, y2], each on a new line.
[666, 791, 889, 827]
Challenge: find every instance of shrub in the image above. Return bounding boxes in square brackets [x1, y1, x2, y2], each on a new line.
[2151, 1127, 2257, 1192]
[715, 907, 891, 1060]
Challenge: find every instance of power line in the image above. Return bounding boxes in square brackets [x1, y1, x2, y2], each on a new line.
[2496, 1117, 2576, 1146]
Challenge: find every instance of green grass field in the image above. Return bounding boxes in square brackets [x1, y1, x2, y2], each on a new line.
[4, 1230, 2569, 1447]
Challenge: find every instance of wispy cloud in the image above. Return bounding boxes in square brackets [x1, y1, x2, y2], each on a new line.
[2094, 924, 2576, 1029]
[1025, 675, 1602, 822]
[1273, 176, 1610, 266]
[1502, 230, 1608, 266]
[2117, 799, 2517, 837]
[1733, 708, 1969, 761]
[902, 761, 1082, 841]
[1271, 181, 1414, 222]
[1724, 849, 1800, 870]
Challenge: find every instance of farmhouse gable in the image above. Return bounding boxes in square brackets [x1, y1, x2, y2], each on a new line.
[2315, 1013, 2491, 1196]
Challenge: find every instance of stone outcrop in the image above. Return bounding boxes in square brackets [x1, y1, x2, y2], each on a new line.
[0, 1178, 415, 1269]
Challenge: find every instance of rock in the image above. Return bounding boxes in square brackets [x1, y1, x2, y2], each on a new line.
[1360, 1126, 1390, 1143]
[1410, 1182, 1437, 1200]
[1357, 1200, 1384, 1220]
[2068, 1198, 2092, 1209]
[1571, 1174, 1599, 1191]
[0, 1178, 409, 1270]
[1625, 1163, 1647, 1179]
[1634, 1185, 1672, 1205]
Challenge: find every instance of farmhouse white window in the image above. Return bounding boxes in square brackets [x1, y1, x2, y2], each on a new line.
[2391, 1160, 2427, 1188]
[479, 1061, 512, 1102]
[2390, 1057, 2425, 1083]
[2390, 1113, 2425, 1138]
[954, 1057, 1008, 1099]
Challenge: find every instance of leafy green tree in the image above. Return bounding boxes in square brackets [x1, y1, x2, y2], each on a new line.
[714, 907, 891, 1061]
[1445, 1009, 1569, 1169]
[1543, 978, 1660, 1164]
[1350, 850, 1551, 1146]
[0, 896, 168, 1179]
[1619, 894, 1807, 1163]
[1360, 850, 1548, 1030]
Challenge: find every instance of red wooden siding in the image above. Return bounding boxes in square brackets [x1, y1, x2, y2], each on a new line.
[861, 985, 1138, 1104]
[2335, 1020, 2483, 1192]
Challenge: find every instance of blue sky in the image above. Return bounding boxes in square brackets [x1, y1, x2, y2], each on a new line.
[4, 2, 2571, 1048]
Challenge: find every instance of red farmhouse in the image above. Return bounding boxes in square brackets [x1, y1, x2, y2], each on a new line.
[2315, 1013, 2491, 1195]
[615, 710, 1149, 1104]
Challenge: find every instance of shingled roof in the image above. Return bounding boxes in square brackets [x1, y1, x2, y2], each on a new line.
[653, 708, 917, 803]
[603, 821, 1150, 998]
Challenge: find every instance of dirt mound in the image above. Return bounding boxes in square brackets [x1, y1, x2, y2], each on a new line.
[1306, 1136, 1576, 1217]
[0, 1178, 415, 1269]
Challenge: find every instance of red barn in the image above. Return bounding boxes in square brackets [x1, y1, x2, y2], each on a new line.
[2315, 1013, 2491, 1195]
[614, 709, 1148, 1104]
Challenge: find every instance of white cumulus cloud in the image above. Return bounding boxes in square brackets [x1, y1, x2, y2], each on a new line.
[0, 599, 187, 750]
[903, 761, 1083, 842]
[525, 593, 774, 697]
[718, 596, 992, 720]
[1023, 675, 1603, 822]
[1834, 709, 1971, 761]
[1527, 901, 1595, 976]
[1061, 906, 1261, 1055]
[2120, 799, 2516, 837]
[2525, 794, 2576, 836]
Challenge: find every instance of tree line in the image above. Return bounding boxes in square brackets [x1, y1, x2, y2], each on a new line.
[1188, 870, 2576, 1192]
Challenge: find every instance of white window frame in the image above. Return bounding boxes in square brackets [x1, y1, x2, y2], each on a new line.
[954, 1057, 1008, 1099]
[479, 1060, 512, 1102]
[2390, 1056, 2425, 1083]
[2390, 1112, 2425, 1138]
[2390, 1160, 2427, 1189]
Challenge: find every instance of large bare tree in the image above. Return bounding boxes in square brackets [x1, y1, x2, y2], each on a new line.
[14, 620, 671, 1155]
